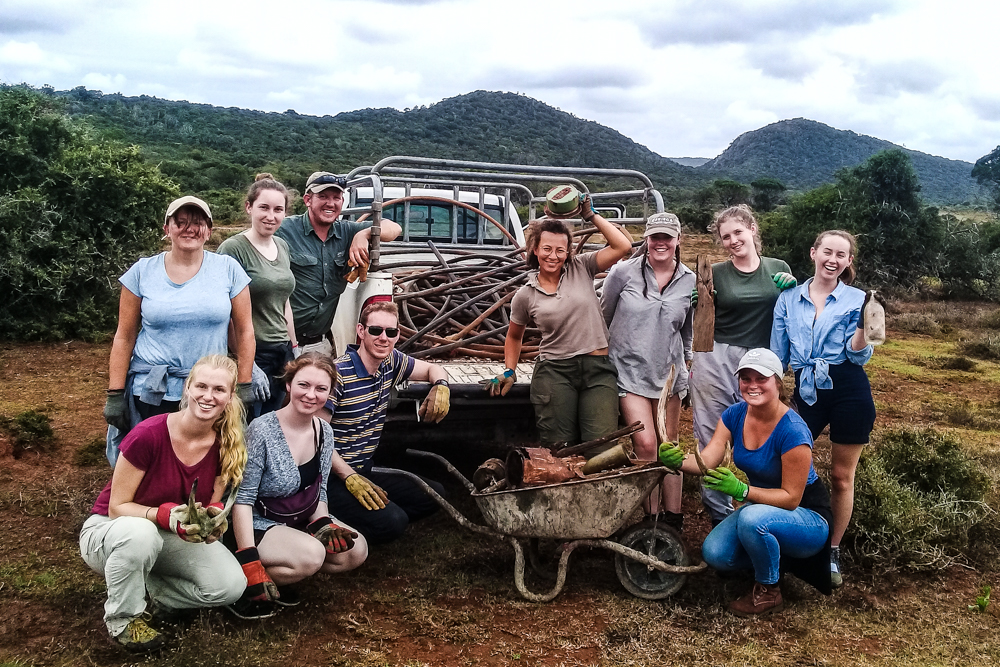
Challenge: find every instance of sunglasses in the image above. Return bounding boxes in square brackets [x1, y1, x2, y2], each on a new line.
[365, 325, 399, 338]
[309, 174, 348, 189]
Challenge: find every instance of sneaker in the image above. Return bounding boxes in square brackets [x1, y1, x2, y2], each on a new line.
[274, 586, 301, 607]
[830, 546, 844, 589]
[111, 615, 164, 653]
[226, 595, 279, 620]
[728, 582, 784, 617]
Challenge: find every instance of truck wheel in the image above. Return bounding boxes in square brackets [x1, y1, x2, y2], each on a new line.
[614, 521, 688, 600]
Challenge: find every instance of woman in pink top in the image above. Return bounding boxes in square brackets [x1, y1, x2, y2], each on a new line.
[79, 355, 248, 653]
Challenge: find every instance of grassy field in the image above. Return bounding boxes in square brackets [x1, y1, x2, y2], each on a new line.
[2, 241, 1000, 665]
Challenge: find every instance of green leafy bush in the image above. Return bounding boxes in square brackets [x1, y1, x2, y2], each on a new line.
[851, 428, 994, 570]
[0, 410, 55, 456]
[0, 85, 178, 340]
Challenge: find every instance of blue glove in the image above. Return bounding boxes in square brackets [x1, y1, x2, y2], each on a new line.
[251, 363, 271, 403]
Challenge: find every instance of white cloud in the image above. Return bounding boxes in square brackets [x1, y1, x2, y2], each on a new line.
[82, 72, 127, 92]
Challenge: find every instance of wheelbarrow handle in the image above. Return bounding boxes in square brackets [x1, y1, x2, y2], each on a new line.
[372, 466, 498, 537]
[405, 449, 477, 494]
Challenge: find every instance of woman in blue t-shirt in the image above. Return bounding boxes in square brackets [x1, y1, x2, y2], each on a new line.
[102, 196, 255, 463]
[659, 348, 832, 616]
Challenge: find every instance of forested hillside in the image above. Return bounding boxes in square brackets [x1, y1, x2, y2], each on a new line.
[701, 118, 984, 205]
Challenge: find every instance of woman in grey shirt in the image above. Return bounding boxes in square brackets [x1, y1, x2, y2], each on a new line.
[602, 213, 694, 530]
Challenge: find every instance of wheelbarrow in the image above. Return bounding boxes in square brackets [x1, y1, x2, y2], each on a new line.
[375, 450, 707, 602]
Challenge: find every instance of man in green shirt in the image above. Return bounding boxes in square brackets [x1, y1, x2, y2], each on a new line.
[276, 172, 401, 355]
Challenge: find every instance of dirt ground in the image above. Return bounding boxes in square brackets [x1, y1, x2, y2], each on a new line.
[3, 280, 1000, 665]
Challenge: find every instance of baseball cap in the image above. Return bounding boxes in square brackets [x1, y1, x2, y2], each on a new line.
[164, 196, 213, 227]
[643, 212, 681, 238]
[735, 348, 784, 378]
[543, 184, 583, 218]
[305, 172, 347, 194]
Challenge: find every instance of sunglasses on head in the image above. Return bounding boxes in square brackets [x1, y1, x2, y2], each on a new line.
[365, 325, 399, 338]
[310, 174, 348, 188]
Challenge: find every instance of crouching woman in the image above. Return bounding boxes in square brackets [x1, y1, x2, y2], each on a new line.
[80, 354, 248, 653]
[659, 348, 832, 616]
[229, 352, 368, 619]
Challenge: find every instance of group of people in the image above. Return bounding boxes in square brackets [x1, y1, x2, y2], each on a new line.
[489, 192, 877, 617]
[82, 175, 877, 653]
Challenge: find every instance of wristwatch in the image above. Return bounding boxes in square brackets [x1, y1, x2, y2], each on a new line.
[432, 379, 449, 387]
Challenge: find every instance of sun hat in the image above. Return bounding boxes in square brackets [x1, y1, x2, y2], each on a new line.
[164, 196, 213, 227]
[735, 348, 784, 378]
[543, 184, 583, 218]
[643, 212, 681, 238]
[305, 172, 348, 194]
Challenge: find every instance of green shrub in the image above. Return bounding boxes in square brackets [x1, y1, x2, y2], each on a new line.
[73, 436, 108, 467]
[851, 428, 994, 570]
[0, 410, 55, 456]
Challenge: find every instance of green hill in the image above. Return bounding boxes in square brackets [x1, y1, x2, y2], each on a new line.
[700, 118, 984, 205]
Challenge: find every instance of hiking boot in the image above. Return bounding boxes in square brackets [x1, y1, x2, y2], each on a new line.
[111, 615, 164, 653]
[830, 546, 844, 589]
[275, 585, 301, 607]
[646, 511, 684, 533]
[226, 595, 279, 620]
[728, 582, 784, 617]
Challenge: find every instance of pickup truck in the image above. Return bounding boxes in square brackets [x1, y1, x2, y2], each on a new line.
[329, 157, 665, 455]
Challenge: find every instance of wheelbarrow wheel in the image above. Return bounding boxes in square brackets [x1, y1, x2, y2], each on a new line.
[614, 521, 688, 600]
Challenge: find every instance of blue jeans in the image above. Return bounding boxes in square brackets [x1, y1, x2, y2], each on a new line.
[702, 502, 828, 585]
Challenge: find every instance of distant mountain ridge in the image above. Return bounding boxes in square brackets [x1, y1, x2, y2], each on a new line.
[701, 118, 983, 204]
[50, 87, 981, 205]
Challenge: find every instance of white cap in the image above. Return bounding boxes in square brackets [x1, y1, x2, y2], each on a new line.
[735, 348, 783, 378]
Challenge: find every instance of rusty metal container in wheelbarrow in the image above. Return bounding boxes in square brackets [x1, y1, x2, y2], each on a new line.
[374, 450, 707, 602]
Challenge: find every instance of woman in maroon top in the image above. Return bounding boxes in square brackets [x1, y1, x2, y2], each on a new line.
[79, 354, 248, 653]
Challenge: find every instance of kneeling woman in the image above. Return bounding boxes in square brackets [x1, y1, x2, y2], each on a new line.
[659, 348, 832, 616]
[80, 355, 248, 653]
[230, 352, 368, 618]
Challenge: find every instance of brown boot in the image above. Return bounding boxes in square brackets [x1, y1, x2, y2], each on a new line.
[728, 582, 784, 617]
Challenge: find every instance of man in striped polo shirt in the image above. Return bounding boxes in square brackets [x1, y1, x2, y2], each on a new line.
[323, 301, 451, 543]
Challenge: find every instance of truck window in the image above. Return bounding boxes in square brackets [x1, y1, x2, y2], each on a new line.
[381, 201, 510, 244]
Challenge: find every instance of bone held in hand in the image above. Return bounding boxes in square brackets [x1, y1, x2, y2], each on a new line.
[692, 439, 709, 475]
[655, 364, 677, 444]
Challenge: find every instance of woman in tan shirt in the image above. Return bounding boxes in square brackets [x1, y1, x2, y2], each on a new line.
[487, 187, 633, 452]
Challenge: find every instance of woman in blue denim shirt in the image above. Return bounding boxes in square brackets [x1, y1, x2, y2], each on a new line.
[770, 230, 876, 589]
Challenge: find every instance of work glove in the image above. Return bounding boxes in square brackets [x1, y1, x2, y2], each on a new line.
[235, 547, 279, 602]
[292, 345, 302, 359]
[418, 383, 450, 423]
[580, 193, 596, 222]
[250, 363, 271, 403]
[345, 473, 389, 511]
[772, 272, 797, 290]
[204, 503, 228, 544]
[155, 503, 202, 542]
[703, 467, 750, 502]
[690, 288, 716, 308]
[657, 443, 685, 470]
[484, 369, 516, 397]
[236, 382, 254, 405]
[307, 516, 358, 554]
[104, 389, 129, 431]
[858, 290, 888, 331]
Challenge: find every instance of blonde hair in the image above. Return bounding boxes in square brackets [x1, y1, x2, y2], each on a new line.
[813, 229, 857, 285]
[709, 204, 762, 256]
[179, 354, 247, 486]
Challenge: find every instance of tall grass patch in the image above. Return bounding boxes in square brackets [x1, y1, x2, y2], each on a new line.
[850, 428, 995, 571]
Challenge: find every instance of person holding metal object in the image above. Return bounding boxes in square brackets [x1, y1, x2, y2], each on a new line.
[80, 355, 248, 653]
[219, 174, 299, 419]
[602, 212, 694, 529]
[489, 185, 634, 453]
[688, 205, 796, 525]
[659, 348, 832, 616]
[275, 172, 401, 356]
[770, 229, 878, 589]
[324, 301, 451, 543]
[103, 196, 255, 465]
[229, 352, 367, 620]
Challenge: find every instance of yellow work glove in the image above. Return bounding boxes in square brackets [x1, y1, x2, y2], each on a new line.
[418, 382, 451, 423]
[345, 473, 389, 511]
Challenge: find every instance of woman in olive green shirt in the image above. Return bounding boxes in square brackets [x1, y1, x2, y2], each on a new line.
[218, 174, 298, 418]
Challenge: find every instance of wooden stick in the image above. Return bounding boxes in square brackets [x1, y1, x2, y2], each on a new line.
[554, 421, 644, 458]
[693, 254, 715, 352]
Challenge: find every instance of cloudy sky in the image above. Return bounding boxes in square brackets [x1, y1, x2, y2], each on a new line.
[1, 0, 997, 163]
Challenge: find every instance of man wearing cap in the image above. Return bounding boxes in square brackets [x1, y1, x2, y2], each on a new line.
[276, 172, 402, 355]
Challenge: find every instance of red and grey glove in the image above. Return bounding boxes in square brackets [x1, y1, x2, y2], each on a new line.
[307, 516, 358, 554]
[155, 503, 201, 542]
[235, 547, 279, 602]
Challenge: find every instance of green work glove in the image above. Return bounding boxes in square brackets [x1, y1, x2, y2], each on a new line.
[657, 443, 685, 470]
[703, 467, 749, 502]
[103, 389, 129, 431]
[772, 272, 797, 290]
[690, 288, 716, 308]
